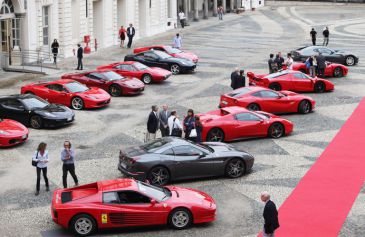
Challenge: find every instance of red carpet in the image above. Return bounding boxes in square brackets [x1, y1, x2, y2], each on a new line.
[258, 99, 365, 237]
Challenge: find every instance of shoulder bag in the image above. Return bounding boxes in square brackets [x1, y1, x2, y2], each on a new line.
[32, 152, 38, 167]
[171, 118, 182, 137]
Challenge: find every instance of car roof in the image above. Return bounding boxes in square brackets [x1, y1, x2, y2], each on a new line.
[221, 106, 249, 114]
[98, 178, 138, 192]
[50, 79, 75, 85]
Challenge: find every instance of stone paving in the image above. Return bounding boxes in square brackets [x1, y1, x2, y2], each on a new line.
[0, 2, 365, 237]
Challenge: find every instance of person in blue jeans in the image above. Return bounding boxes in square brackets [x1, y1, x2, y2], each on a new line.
[33, 142, 50, 195]
[61, 140, 79, 188]
[183, 109, 196, 141]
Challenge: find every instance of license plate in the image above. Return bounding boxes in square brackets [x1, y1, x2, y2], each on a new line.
[67, 117, 72, 121]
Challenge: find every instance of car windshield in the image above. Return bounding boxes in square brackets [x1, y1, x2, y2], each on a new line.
[139, 138, 171, 153]
[137, 181, 171, 202]
[164, 46, 182, 54]
[228, 87, 252, 98]
[195, 143, 214, 153]
[265, 70, 289, 79]
[65, 82, 89, 93]
[133, 62, 148, 70]
[100, 71, 125, 80]
[21, 97, 49, 109]
[154, 50, 172, 59]
[253, 111, 270, 120]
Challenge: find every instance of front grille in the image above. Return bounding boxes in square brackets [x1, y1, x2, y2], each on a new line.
[98, 100, 110, 106]
[9, 139, 20, 144]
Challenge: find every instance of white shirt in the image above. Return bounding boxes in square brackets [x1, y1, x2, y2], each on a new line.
[178, 12, 185, 20]
[168, 116, 182, 135]
[173, 36, 182, 49]
[32, 150, 50, 168]
[285, 57, 294, 70]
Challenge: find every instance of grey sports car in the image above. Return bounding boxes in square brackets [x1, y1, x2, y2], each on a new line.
[118, 137, 254, 185]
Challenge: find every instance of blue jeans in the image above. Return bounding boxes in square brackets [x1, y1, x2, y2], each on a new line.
[218, 13, 223, 20]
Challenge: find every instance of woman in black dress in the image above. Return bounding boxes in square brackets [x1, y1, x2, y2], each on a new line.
[119, 26, 126, 48]
[51, 39, 59, 64]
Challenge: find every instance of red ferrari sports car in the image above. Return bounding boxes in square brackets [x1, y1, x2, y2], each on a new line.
[287, 62, 348, 78]
[0, 118, 28, 147]
[97, 61, 172, 84]
[52, 179, 216, 236]
[247, 70, 334, 93]
[200, 106, 293, 142]
[134, 45, 199, 63]
[21, 79, 111, 110]
[61, 70, 145, 96]
[219, 86, 316, 114]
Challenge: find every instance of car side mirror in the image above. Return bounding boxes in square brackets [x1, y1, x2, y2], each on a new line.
[151, 199, 157, 206]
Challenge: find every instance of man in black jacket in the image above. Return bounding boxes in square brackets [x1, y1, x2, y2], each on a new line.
[323, 26, 329, 46]
[261, 192, 279, 237]
[127, 23, 136, 48]
[76, 44, 83, 70]
[146, 105, 159, 142]
[310, 28, 317, 45]
[316, 53, 326, 77]
[230, 68, 240, 90]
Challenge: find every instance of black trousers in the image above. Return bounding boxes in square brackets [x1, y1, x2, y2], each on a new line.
[127, 36, 134, 48]
[63, 163, 78, 188]
[180, 19, 185, 28]
[77, 57, 83, 70]
[160, 126, 169, 137]
[312, 38, 316, 45]
[36, 167, 49, 191]
[53, 53, 58, 64]
[317, 67, 325, 77]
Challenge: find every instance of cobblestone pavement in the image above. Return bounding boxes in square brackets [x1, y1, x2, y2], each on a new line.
[1, 2, 365, 237]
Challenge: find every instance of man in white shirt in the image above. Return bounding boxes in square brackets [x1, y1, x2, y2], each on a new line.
[173, 33, 182, 49]
[168, 111, 183, 137]
[127, 23, 135, 48]
[285, 53, 294, 70]
[178, 10, 185, 28]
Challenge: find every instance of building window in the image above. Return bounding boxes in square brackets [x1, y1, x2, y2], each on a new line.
[0, 0, 14, 14]
[12, 18, 20, 47]
[42, 6, 49, 45]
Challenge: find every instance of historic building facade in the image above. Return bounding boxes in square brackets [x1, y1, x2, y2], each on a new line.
[0, 0, 177, 67]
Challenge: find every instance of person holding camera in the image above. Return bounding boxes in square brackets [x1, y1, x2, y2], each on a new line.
[61, 140, 79, 188]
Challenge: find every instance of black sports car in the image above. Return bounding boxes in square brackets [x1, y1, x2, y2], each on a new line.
[124, 50, 196, 75]
[0, 94, 75, 129]
[118, 137, 254, 185]
[291, 46, 359, 66]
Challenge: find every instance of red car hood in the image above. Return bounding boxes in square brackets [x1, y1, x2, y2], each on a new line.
[77, 87, 110, 100]
[166, 186, 215, 207]
[114, 77, 145, 88]
[0, 119, 28, 136]
[147, 67, 171, 76]
[172, 52, 198, 62]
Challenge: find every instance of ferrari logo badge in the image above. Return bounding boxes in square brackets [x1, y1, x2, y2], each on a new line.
[101, 213, 108, 223]
[163, 203, 167, 208]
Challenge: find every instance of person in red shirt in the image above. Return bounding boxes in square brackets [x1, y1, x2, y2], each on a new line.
[119, 26, 126, 48]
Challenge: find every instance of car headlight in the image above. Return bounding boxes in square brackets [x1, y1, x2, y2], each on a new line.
[44, 112, 56, 118]
[85, 95, 97, 100]
[0, 130, 9, 135]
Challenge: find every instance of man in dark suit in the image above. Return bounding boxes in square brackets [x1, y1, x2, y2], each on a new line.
[230, 68, 240, 90]
[316, 53, 326, 77]
[261, 192, 279, 237]
[147, 105, 159, 142]
[76, 44, 83, 70]
[158, 104, 169, 137]
[127, 23, 135, 48]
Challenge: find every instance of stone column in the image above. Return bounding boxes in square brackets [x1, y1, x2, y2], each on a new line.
[184, 0, 189, 25]
[203, 0, 208, 19]
[213, 0, 217, 16]
[222, 0, 226, 12]
[230, 0, 234, 12]
[193, 0, 199, 21]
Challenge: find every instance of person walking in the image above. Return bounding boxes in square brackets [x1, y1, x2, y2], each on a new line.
[76, 44, 83, 70]
[147, 105, 159, 142]
[230, 68, 240, 90]
[32, 142, 50, 195]
[119, 26, 126, 48]
[218, 6, 224, 20]
[61, 140, 79, 188]
[173, 33, 182, 49]
[195, 116, 203, 143]
[316, 53, 326, 77]
[183, 109, 196, 141]
[51, 39, 59, 64]
[284, 53, 294, 70]
[323, 26, 329, 46]
[127, 23, 135, 48]
[168, 110, 183, 137]
[310, 28, 317, 45]
[268, 54, 278, 73]
[159, 104, 169, 137]
[274, 52, 285, 70]
[261, 191, 280, 237]
[178, 10, 186, 28]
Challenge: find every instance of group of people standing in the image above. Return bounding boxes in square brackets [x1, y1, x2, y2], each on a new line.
[304, 52, 326, 78]
[146, 105, 203, 143]
[310, 26, 330, 46]
[267, 52, 288, 73]
[230, 68, 246, 90]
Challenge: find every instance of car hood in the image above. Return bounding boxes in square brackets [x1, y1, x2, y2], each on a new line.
[333, 50, 356, 57]
[77, 88, 110, 99]
[172, 52, 198, 61]
[148, 67, 172, 76]
[33, 104, 74, 116]
[166, 186, 215, 207]
[116, 77, 145, 87]
[164, 57, 195, 65]
[0, 119, 28, 135]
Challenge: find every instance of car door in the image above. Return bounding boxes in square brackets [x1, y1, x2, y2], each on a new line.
[114, 64, 135, 77]
[253, 90, 293, 113]
[45, 84, 68, 104]
[318, 48, 338, 63]
[292, 73, 314, 92]
[84, 73, 106, 88]
[0, 98, 28, 124]
[142, 52, 161, 68]
[233, 112, 266, 138]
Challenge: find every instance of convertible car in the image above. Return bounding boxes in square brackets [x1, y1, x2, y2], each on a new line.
[52, 179, 216, 236]
[290, 46, 359, 66]
[288, 62, 348, 78]
[124, 50, 196, 75]
[118, 137, 254, 185]
[247, 70, 334, 93]
[21, 79, 111, 110]
[0, 94, 74, 129]
[200, 106, 293, 142]
[97, 61, 172, 84]
[219, 86, 315, 114]
[134, 45, 199, 63]
[61, 70, 145, 96]
[0, 118, 28, 147]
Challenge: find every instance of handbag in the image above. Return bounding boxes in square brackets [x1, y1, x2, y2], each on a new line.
[32, 152, 38, 167]
[171, 118, 182, 137]
[189, 128, 197, 138]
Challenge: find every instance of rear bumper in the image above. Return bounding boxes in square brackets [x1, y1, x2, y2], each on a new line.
[118, 163, 146, 180]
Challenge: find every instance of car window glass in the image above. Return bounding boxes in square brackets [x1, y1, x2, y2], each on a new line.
[1, 99, 24, 109]
[46, 84, 66, 92]
[235, 112, 261, 121]
[173, 145, 203, 156]
[162, 148, 174, 156]
[103, 192, 119, 204]
[318, 48, 332, 54]
[118, 191, 150, 204]
[86, 73, 102, 80]
[144, 53, 158, 60]
[252, 92, 262, 97]
[228, 87, 252, 98]
[21, 97, 49, 109]
[293, 73, 309, 79]
[260, 90, 279, 98]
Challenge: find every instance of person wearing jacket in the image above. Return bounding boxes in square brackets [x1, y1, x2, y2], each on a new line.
[51, 39, 59, 64]
[127, 23, 136, 48]
[183, 109, 195, 141]
[261, 191, 280, 237]
[230, 68, 240, 89]
[76, 44, 83, 70]
[33, 142, 50, 195]
[316, 53, 326, 77]
[195, 116, 203, 143]
[61, 140, 79, 188]
[147, 105, 159, 141]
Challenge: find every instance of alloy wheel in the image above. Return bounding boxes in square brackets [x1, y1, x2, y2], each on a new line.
[142, 74, 152, 84]
[333, 67, 343, 77]
[247, 103, 260, 111]
[74, 217, 93, 235]
[71, 97, 84, 110]
[30, 116, 42, 129]
[171, 210, 190, 228]
[346, 56, 355, 66]
[226, 159, 244, 178]
[109, 85, 122, 96]
[149, 167, 169, 185]
[314, 82, 325, 93]
[170, 64, 180, 75]
[269, 123, 284, 138]
[207, 128, 224, 142]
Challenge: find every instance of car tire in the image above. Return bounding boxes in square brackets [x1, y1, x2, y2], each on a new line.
[345, 56, 355, 66]
[206, 128, 225, 142]
[70, 214, 97, 237]
[109, 84, 122, 96]
[333, 67, 343, 77]
[147, 166, 170, 186]
[247, 103, 261, 111]
[30, 115, 43, 129]
[298, 100, 311, 114]
[268, 122, 285, 139]
[269, 83, 281, 91]
[142, 74, 153, 84]
[225, 158, 246, 178]
[170, 64, 181, 75]
[71, 97, 84, 110]
[168, 208, 193, 230]
[314, 81, 325, 93]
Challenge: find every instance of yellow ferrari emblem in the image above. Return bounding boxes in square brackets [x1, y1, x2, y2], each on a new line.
[163, 203, 167, 208]
[101, 213, 108, 223]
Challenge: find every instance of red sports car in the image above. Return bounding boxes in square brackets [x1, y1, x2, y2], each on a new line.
[288, 62, 348, 78]
[0, 118, 28, 147]
[134, 45, 199, 63]
[97, 61, 172, 84]
[200, 106, 293, 142]
[61, 70, 145, 96]
[52, 179, 216, 236]
[219, 86, 316, 114]
[21, 79, 111, 110]
[248, 70, 334, 93]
